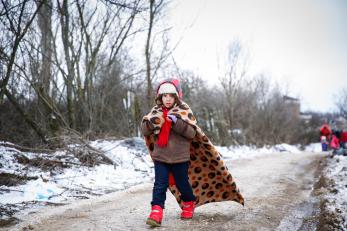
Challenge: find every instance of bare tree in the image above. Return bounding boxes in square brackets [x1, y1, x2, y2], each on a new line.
[0, 0, 47, 142]
[336, 88, 347, 119]
[0, 0, 304, 148]
[218, 40, 248, 141]
[37, 0, 53, 96]
[36, 0, 59, 135]
[56, 0, 76, 129]
[76, 0, 143, 132]
[144, 0, 166, 109]
[0, 0, 151, 144]
[145, 0, 155, 109]
[51, 0, 146, 133]
[243, 76, 301, 145]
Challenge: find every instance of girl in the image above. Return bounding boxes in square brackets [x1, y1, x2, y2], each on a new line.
[141, 79, 196, 227]
[142, 79, 244, 227]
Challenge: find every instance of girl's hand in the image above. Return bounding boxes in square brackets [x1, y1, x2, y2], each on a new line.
[168, 114, 177, 123]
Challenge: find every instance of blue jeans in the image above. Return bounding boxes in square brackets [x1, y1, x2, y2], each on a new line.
[151, 161, 196, 209]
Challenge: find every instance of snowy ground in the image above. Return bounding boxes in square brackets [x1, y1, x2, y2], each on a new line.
[0, 139, 346, 229]
[318, 155, 347, 230]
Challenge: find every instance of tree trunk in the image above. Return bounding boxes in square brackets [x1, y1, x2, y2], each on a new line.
[145, 0, 155, 110]
[37, 0, 52, 95]
[58, 0, 76, 129]
[37, 0, 58, 136]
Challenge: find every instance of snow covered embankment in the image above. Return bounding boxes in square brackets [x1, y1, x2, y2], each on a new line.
[315, 155, 347, 230]
[0, 138, 154, 226]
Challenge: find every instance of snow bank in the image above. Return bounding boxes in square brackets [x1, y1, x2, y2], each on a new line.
[0, 138, 154, 208]
[323, 156, 347, 229]
[304, 143, 324, 153]
[217, 143, 304, 160]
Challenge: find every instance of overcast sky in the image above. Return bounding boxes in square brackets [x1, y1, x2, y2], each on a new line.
[167, 0, 347, 112]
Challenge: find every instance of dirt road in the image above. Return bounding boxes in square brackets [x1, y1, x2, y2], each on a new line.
[8, 152, 325, 231]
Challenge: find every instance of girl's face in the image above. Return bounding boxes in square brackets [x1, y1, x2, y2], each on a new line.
[162, 93, 176, 108]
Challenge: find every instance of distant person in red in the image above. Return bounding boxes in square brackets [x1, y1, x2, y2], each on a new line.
[330, 130, 347, 156]
[320, 124, 332, 140]
[330, 132, 340, 156]
[340, 130, 347, 149]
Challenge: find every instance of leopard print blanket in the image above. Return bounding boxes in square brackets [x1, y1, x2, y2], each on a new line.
[143, 102, 244, 207]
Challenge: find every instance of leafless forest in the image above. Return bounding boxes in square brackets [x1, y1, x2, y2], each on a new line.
[1, 0, 346, 148]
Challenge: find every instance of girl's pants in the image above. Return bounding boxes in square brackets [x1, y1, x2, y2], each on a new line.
[151, 161, 196, 209]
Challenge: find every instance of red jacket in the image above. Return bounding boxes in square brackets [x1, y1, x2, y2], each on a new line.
[320, 124, 331, 137]
[330, 135, 340, 149]
[340, 131, 347, 143]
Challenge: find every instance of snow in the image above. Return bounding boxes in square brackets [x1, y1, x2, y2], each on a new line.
[1, 139, 346, 228]
[0, 139, 309, 206]
[304, 143, 324, 153]
[0, 138, 154, 208]
[216, 143, 302, 160]
[323, 155, 347, 229]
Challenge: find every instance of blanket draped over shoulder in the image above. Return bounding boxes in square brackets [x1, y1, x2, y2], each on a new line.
[142, 102, 244, 207]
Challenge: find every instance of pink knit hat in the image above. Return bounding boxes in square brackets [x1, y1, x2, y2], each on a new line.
[156, 78, 183, 99]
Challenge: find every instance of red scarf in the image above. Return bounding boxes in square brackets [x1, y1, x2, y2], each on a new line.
[156, 107, 176, 185]
[156, 107, 172, 147]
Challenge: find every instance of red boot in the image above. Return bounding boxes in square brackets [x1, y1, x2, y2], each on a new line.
[146, 205, 163, 227]
[181, 201, 195, 219]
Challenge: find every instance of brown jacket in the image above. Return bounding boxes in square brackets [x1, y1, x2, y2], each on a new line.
[141, 119, 196, 163]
